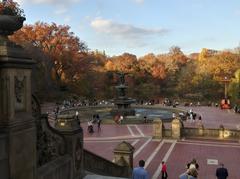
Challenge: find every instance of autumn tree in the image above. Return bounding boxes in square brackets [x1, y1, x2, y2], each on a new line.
[229, 69, 240, 104]
[10, 22, 88, 84]
[107, 53, 138, 73]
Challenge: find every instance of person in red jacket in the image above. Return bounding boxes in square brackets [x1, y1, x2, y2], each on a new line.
[161, 161, 168, 179]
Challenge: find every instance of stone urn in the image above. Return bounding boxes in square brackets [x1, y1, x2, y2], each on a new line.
[0, 15, 25, 35]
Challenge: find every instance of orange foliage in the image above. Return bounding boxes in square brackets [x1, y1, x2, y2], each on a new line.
[10, 22, 87, 82]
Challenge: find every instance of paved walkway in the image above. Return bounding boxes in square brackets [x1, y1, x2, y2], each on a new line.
[180, 106, 240, 129]
[42, 104, 240, 178]
[82, 106, 240, 179]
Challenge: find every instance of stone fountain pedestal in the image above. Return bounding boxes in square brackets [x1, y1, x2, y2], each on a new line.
[111, 74, 136, 117]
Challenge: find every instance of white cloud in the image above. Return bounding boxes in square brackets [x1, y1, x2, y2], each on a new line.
[133, 0, 144, 4]
[90, 18, 169, 48]
[16, 0, 81, 5]
[54, 6, 68, 15]
[16, 0, 80, 16]
[91, 18, 168, 39]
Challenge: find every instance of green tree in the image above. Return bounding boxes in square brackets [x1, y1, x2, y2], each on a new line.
[229, 69, 240, 104]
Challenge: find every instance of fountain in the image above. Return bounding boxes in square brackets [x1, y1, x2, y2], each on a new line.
[110, 72, 136, 116]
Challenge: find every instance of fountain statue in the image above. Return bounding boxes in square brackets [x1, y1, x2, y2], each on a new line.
[111, 72, 136, 116]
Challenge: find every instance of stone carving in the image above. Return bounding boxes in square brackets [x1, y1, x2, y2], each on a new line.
[32, 95, 66, 167]
[31, 94, 41, 118]
[36, 126, 65, 167]
[0, 75, 10, 114]
[14, 76, 25, 103]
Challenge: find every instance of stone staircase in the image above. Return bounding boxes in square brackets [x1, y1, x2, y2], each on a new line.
[84, 174, 128, 179]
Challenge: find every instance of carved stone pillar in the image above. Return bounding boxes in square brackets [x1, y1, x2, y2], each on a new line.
[55, 114, 84, 179]
[219, 125, 225, 139]
[198, 124, 204, 136]
[0, 35, 36, 179]
[113, 141, 134, 170]
[153, 118, 163, 139]
[171, 118, 182, 139]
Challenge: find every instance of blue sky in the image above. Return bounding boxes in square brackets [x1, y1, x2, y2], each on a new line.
[16, 0, 240, 57]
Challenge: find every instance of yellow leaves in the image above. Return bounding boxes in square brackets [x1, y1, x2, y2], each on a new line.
[151, 64, 166, 79]
[196, 50, 240, 81]
[104, 60, 115, 71]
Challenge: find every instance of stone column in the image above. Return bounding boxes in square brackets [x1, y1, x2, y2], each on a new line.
[55, 114, 84, 179]
[153, 118, 163, 139]
[0, 37, 36, 179]
[171, 118, 182, 139]
[198, 124, 204, 136]
[113, 141, 134, 170]
[219, 125, 225, 139]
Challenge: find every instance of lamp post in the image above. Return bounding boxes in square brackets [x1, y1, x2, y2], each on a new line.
[76, 111, 80, 125]
[219, 76, 231, 99]
[224, 76, 228, 99]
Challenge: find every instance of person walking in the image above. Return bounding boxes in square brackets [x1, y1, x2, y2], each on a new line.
[144, 116, 147, 123]
[198, 115, 202, 121]
[161, 161, 168, 179]
[97, 116, 101, 132]
[216, 163, 228, 179]
[132, 160, 149, 179]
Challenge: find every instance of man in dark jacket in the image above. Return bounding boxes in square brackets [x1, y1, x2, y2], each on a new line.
[216, 163, 228, 179]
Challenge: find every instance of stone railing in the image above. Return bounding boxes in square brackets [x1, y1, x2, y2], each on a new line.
[37, 155, 72, 179]
[84, 149, 130, 178]
[153, 118, 240, 141]
[183, 127, 240, 140]
[37, 114, 67, 167]
[36, 113, 84, 179]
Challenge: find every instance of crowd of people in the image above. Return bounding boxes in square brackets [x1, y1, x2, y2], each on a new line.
[132, 159, 229, 179]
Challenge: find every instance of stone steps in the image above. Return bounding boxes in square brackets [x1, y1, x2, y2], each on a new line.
[83, 174, 129, 179]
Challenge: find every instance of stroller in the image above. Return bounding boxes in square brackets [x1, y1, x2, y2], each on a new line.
[87, 121, 94, 133]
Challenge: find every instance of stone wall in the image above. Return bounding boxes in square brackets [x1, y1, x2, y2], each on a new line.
[38, 155, 72, 179]
[153, 119, 240, 141]
[84, 149, 130, 178]
[183, 127, 240, 140]
[163, 129, 172, 138]
[0, 133, 8, 179]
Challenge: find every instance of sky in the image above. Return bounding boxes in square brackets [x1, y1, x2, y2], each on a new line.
[14, 0, 240, 57]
